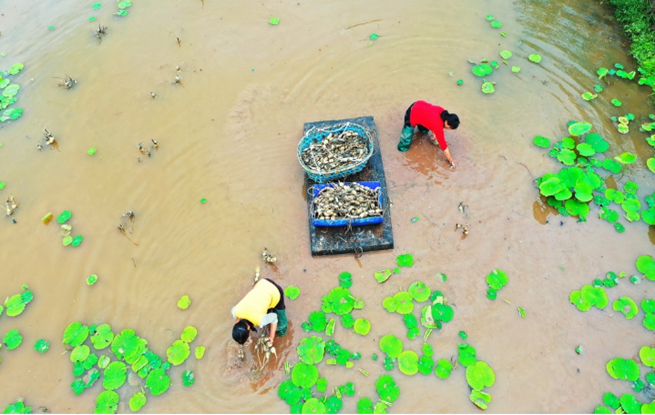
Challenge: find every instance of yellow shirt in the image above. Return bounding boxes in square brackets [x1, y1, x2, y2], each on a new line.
[232, 279, 281, 327]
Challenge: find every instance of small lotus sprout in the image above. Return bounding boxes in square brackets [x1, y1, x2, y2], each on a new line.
[121, 211, 135, 231]
[150, 91, 157, 99]
[150, 138, 159, 151]
[262, 247, 277, 264]
[55, 75, 76, 89]
[176, 37, 182, 47]
[173, 74, 183, 87]
[36, 144, 43, 151]
[5, 194, 18, 216]
[137, 142, 150, 157]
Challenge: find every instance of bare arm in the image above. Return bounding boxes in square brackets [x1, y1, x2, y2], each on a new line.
[268, 321, 278, 345]
[443, 148, 456, 168]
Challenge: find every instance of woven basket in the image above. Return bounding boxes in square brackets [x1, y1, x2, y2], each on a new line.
[297, 122, 374, 183]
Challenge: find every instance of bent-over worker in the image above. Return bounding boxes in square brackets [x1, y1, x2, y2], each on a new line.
[231, 278, 288, 348]
[397, 100, 460, 167]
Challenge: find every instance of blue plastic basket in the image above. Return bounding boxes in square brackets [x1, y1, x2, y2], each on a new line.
[311, 181, 383, 227]
[298, 122, 374, 184]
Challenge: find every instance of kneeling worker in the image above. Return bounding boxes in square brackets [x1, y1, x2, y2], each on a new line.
[231, 278, 288, 349]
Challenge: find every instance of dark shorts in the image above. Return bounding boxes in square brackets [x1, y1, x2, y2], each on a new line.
[265, 278, 286, 311]
[404, 102, 428, 133]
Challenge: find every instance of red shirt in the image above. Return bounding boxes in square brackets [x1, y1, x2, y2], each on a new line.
[409, 101, 447, 150]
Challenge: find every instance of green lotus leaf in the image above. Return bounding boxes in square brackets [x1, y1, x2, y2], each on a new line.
[33, 338, 49, 353]
[71, 378, 86, 396]
[278, 379, 302, 405]
[382, 296, 397, 313]
[487, 287, 498, 300]
[403, 314, 418, 331]
[470, 390, 492, 410]
[297, 336, 325, 364]
[118, 0, 132, 9]
[181, 326, 197, 343]
[95, 390, 119, 414]
[325, 396, 343, 414]
[574, 182, 593, 202]
[641, 402, 655, 414]
[490, 21, 502, 28]
[111, 329, 148, 363]
[373, 403, 388, 415]
[1, 107, 22, 122]
[180, 370, 195, 387]
[434, 358, 453, 379]
[375, 374, 400, 402]
[603, 392, 620, 409]
[618, 124, 629, 134]
[63, 322, 89, 347]
[356, 398, 374, 414]
[327, 287, 354, 315]
[459, 343, 478, 366]
[3, 400, 32, 414]
[619, 394, 641, 414]
[98, 355, 111, 369]
[62, 236, 73, 246]
[582, 92, 598, 101]
[602, 158, 622, 174]
[129, 392, 146, 412]
[499, 50, 512, 59]
[481, 81, 495, 94]
[285, 286, 300, 300]
[606, 358, 640, 381]
[512, 66, 521, 73]
[85, 274, 98, 286]
[615, 152, 636, 164]
[557, 149, 577, 165]
[539, 176, 563, 196]
[486, 269, 508, 290]
[406, 327, 420, 340]
[383, 356, 394, 371]
[338, 271, 353, 288]
[431, 303, 454, 323]
[640, 346, 655, 368]
[637, 256, 655, 280]
[408, 281, 431, 302]
[576, 143, 595, 157]
[466, 360, 496, 390]
[91, 324, 114, 350]
[622, 198, 641, 214]
[353, 318, 371, 336]
[569, 122, 592, 136]
[177, 295, 191, 309]
[70, 345, 90, 362]
[326, 318, 336, 336]
[486, 14, 494, 21]
[145, 368, 170, 396]
[103, 361, 127, 390]
[532, 135, 551, 148]
[2, 83, 19, 97]
[325, 339, 341, 356]
[292, 362, 319, 388]
[315, 377, 328, 393]
[167, 339, 190, 365]
[353, 297, 365, 309]
[610, 98, 622, 107]
[642, 299, 655, 314]
[397, 350, 418, 376]
[341, 382, 355, 397]
[375, 270, 392, 283]
[308, 311, 327, 332]
[195, 346, 206, 359]
[529, 54, 542, 63]
[570, 290, 593, 311]
[379, 334, 403, 358]
[472, 64, 493, 77]
[593, 406, 612, 414]
[418, 355, 435, 375]
[585, 133, 609, 152]
[396, 254, 414, 267]
[393, 291, 414, 314]
[4, 329, 22, 350]
[0, 79, 9, 89]
[57, 210, 72, 224]
[615, 222, 626, 233]
[648, 159, 655, 174]
[584, 285, 608, 308]
[83, 366, 99, 387]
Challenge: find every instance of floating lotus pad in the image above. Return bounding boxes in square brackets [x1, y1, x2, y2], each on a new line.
[615, 152, 636, 164]
[486, 269, 508, 290]
[95, 390, 119, 414]
[91, 324, 114, 349]
[392, 291, 414, 314]
[382, 297, 397, 313]
[470, 390, 492, 410]
[285, 286, 301, 300]
[4, 286, 34, 317]
[613, 297, 639, 319]
[490, 21, 502, 28]
[611, 99, 622, 107]
[397, 350, 419, 375]
[606, 357, 640, 381]
[63, 322, 89, 347]
[379, 334, 403, 358]
[533, 135, 551, 148]
[4, 329, 22, 349]
[466, 360, 496, 390]
[98, 355, 111, 369]
[637, 255, 655, 280]
[375, 270, 392, 283]
[34, 339, 50, 353]
[181, 326, 197, 343]
[177, 295, 191, 309]
[167, 339, 190, 365]
[339, 272, 353, 288]
[499, 50, 512, 59]
[459, 343, 478, 366]
[57, 210, 72, 224]
[435, 358, 453, 379]
[278, 379, 302, 405]
[269, 17, 280, 25]
[408, 281, 431, 302]
[129, 392, 146, 412]
[145, 368, 170, 396]
[353, 318, 371, 335]
[582, 92, 598, 101]
[118, 0, 132, 8]
[569, 122, 592, 136]
[569, 285, 608, 311]
[103, 361, 127, 390]
[396, 254, 414, 267]
[640, 346, 655, 368]
[529, 54, 542, 63]
[111, 329, 148, 363]
[181, 370, 195, 387]
[308, 311, 327, 331]
[326, 287, 355, 315]
[418, 355, 435, 375]
[292, 362, 319, 388]
[471, 64, 493, 77]
[86, 274, 98, 286]
[297, 336, 325, 364]
[481, 81, 495, 94]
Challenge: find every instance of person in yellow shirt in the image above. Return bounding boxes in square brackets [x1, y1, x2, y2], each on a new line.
[231, 278, 287, 348]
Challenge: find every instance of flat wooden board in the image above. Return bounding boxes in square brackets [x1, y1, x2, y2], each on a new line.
[304, 116, 394, 256]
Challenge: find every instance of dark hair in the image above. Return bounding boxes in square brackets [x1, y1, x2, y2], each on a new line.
[232, 320, 252, 344]
[441, 110, 460, 129]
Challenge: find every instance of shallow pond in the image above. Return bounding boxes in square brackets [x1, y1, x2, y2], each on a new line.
[1, 0, 654, 413]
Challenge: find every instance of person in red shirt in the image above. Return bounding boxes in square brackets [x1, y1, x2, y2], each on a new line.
[397, 101, 460, 167]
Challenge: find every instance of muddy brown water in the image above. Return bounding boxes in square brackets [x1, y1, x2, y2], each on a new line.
[1, 0, 655, 413]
